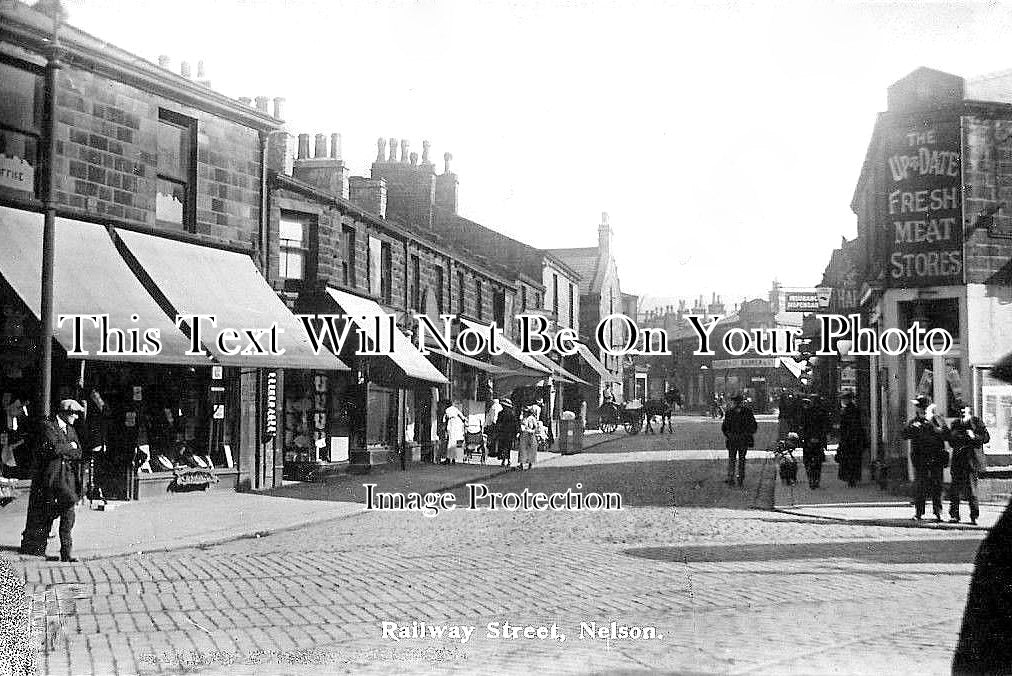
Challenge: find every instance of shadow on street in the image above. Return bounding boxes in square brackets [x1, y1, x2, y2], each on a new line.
[624, 536, 982, 565]
[264, 458, 772, 511]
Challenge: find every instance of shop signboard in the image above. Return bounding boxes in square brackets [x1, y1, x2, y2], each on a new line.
[784, 288, 831, 312]
[712, 358, 777, 369]
[881, 117, 963, 287]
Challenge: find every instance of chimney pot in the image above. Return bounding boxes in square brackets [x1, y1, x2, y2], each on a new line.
[388, 137, 398, 162]
[443, 152, 452, 174]
[297, 133, 310, 160]
[255, 96, 269, 113]
[238, 96, 252, 106]
[400, 140, 409, 163]
[180, 61, 192, 78]
[158, 55, 171, 69]
[422, 140, 431, 164]
[330, 133, 341, 159]
[410, 151, 418, 166]
[602, 211, 609, 225]
[314, 133, 327, 159]
[197, 60, 206, 78]
[273, 97, 285, 121]
[377, 137, 387, 162]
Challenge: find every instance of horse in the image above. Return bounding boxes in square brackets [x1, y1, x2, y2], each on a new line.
[642, 398, 674, 434]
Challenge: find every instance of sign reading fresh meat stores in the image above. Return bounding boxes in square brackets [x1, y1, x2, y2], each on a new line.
[882, 118, 963, 287]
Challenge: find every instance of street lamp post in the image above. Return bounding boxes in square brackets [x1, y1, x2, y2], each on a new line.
[38, 10, 64, 419]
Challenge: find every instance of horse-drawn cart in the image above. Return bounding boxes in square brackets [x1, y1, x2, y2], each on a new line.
[598, 402, 645, 435]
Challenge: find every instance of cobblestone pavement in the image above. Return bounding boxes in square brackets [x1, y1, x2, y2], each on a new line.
[18, 418, 983, 675]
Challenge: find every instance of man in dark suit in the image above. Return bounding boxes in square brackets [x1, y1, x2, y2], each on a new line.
[902, 394, 949, 522]
[721, 393, 757, 486]
[19, 399, 85, 562]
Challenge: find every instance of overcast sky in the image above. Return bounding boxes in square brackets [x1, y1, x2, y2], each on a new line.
[59, 0, 1012, 309]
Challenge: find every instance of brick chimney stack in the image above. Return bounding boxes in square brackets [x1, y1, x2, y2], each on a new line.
[434, 150, 458, 216]
[371, 136, 437, 229]
[293, 132, 349, 198]
[349, 176, 387, 219]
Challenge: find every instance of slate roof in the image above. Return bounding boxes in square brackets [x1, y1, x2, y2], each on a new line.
[545, 247, 602, 294]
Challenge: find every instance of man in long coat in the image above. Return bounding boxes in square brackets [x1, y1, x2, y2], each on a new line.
[836, 391, 867, 487]
[902, 394, 949, 521]
[721, 393, 757, 487]
[19, 399, 86, 561]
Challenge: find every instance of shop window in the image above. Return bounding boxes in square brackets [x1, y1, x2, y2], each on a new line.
[493, 290, 506, 328]
[381, 241, 392, 304]
[569, 282, 576, 328]
[279, 214, 309, 281]
[341, 225, 356, 287]
[553, 273, 559, 317]
[476, 279, 483, 320]
[367, 235, 381, 297]
[366, 385, 397, 446]
[156, 109, 196, 232]
[410, 254, 420, 311]
[0, 59, 42, 196]
[435, 266, 444, 314]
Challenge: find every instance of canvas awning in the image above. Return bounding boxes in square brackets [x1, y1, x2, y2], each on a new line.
[460, 318, 551, 376]
[0, 207, 207, 364]
[326, 288, 447, 384]
[424, 345, 513, 376]
[575, 342, 620, 384]
[116, 229, 348, 371]
[530, 352, 589, 385]
[777, 356, 804, 379]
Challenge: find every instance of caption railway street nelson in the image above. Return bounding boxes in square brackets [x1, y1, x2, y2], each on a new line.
[5, 2, 1012, 675]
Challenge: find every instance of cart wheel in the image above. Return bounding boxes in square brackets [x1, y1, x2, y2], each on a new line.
[601, 421, 617, 434]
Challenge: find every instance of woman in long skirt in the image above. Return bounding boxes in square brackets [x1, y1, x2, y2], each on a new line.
[497, 399, 519, 468]
[443, 401, 466, 465]
[517, 408, 539, 470]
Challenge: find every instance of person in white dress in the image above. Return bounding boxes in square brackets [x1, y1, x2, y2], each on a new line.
[443, 402, 467, 465]
[517, 407, 539, 470]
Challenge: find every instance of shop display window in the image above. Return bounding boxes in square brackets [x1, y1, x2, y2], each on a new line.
[366, 385, 397, 447]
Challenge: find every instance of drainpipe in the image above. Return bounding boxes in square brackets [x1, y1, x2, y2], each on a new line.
[38, 17, 64, 419]
[259, 130, 269, 277]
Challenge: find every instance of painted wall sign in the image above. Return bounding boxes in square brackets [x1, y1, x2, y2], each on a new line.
[0, 155, 34, 193]
[712, 358, 777, 369]
[882, 119, 963, 287]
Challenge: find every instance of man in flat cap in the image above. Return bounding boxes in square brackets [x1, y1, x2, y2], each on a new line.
[19, 399, 86, 561]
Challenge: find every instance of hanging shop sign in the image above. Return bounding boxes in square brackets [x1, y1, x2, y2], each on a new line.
[881, 117, 963, 287]
[712, 358, 777, 370]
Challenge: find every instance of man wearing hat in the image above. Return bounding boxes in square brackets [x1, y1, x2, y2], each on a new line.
[948, 402, 989, 525]
[902, 394, 950, 521]
[19, 399, 86, 561]
[721, 392, 757, 486]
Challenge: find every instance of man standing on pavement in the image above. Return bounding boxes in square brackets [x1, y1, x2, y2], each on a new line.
[799, 396, 830, 489]
[948, 402, 989, 525]
[721, 392, 757, 487]
[836, 391, 867, 487]
[902, 394, 949, 522]
[19, 399, 86, 561]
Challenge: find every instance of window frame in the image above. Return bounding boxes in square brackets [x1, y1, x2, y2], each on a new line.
[410, 254, 421, 311]
[457, 270, 465, 315]
[435, 266, 445, 315]
[341, 224, 356, 287]
[0, 54, 44, 197]
[278, 212, 312, 282]
[380, 240, 392, 304]
[156, 108, 197, 232]
[476, 279, 483, 320]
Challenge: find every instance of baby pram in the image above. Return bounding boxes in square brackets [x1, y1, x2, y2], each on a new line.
[773, 433, 800, 486]
[463, 424, 487, 464]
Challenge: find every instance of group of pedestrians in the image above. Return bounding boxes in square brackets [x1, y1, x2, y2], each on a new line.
[903, 394, 989, 524]
[440, 397, 545, 470]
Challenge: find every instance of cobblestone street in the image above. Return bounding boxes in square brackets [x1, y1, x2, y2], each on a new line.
[15, 418, 985, 674]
